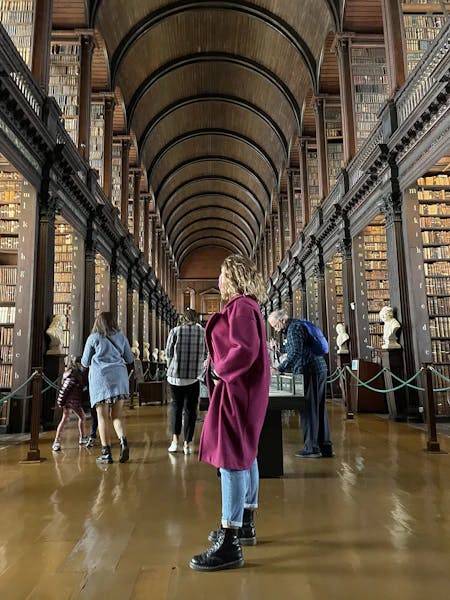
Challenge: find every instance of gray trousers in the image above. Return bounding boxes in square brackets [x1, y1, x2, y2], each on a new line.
[301, 371, 332, 453]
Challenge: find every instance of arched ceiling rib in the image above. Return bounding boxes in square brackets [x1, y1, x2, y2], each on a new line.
[92, 0, 334, 269]
[166, 196, 259, 241]
[161, 177, 265, 223]
[178, 239, 241, 265]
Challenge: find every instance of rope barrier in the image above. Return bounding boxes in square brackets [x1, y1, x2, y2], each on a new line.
[345, 365, 425, 393]
[326, 368, 343, 384]
[428, 366, 450, 392]
[0, 371, 39, 405]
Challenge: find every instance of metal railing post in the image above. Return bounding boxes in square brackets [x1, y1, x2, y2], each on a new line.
[422, 364, 441, 453]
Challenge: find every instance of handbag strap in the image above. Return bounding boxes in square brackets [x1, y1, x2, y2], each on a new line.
[106, 335, 124, 360]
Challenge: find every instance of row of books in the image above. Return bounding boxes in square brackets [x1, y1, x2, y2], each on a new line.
[0, 266, 17, 284]
[0, 285, 15, 303]
[0, 345, 12, 363]
[0, 237, 18, 250]
[420, 204, 450, 216]
[0, 206, 19, 218]
[420, 216, 450, 228]
[424, 263, 450, 277]
[428, 296, 450, 315]
[430, 317, 450, 338]
[426, 278, 450, 295]
[0, 364, 13, 388]
[0, 306, 15, 323]
[423, 246, 450, 260]
[0, 220, 19, 233]
[0, 326, 13, 345]
[432, 341, 450, 365]
[422, 231, 450, 244]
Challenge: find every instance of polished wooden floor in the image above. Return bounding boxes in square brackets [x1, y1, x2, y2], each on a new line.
[1, 402, 450, 599]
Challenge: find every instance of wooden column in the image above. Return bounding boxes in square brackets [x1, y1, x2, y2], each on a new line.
[315, 259, 328, 338]
[338, 230, 357, 357]
[78, 33, 95, 162]
[299, 139, 310, 225]
[31, 0, 53, 93]
[381, 191, 418, 415]
[109, 248, 118, 320]
[270, 214, 277, 272]
[150, 215, 156, 271]
[265, 226, 271, 278]
[381, 0, 407, 97]
[133, 170, 141, 246]
[143, 196, 150, 264]
[103, 96, 114, 200]
[138, 286, 144, 353]
[31, 187, 56, 370]
[120, 138, 130, 226]
[286, 169, 296, 246]
[277, 196, 285, 259]
[83, 220, 97, 342]
[335, 37, 356, 164]
[314, 97, 329, 201]
[126, 276, 134, 345]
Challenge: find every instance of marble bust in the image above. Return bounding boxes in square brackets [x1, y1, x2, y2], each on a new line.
[379, 306, 401, 350]
[152, 347, 159, 362]
[46, 315, 66, 355]
[159, 349, 167, 364]
[131, 340, 140, 359]
[336, 323, 350, 354]
[142, 342, 150, 362]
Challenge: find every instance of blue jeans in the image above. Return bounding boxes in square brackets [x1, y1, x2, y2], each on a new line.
[219, 459, 259, 528]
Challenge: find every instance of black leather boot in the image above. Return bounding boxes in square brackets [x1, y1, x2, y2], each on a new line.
[190, 528, 244, 571]
[208, 509, 256, 546]
[119, 436, 129, 463]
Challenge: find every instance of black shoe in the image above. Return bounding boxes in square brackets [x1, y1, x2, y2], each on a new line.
[119, 437, 129, 463]
[208, 509, 256, 546]
[190, 528, 244, 572]
[320, 443, 335, 458]
[96, 446, 113, 464]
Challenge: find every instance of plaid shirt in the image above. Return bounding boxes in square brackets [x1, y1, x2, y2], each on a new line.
[165, 323, 206, 380]
[278, 319, 328, 375]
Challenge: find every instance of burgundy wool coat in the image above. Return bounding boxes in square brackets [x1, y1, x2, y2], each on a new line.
[198, 295, 270, 470]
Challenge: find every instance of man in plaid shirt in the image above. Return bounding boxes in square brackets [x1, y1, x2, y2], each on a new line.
[268, 310, 334, 458]
[166, 308, 206, 455]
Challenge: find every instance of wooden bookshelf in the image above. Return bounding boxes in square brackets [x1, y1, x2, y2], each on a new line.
[53, 220, 73, 355]
[364, 216, 390, 354]
[90, 100, 105, 187]
[306, 147, 320, 213]
[132, 289, 139, 342]
[127, 173, 134, 237]
[112, 143, 122, 216]
[402, 1, 450, 75]
[306, 274, 319, 324]
[117, 275, 127, 335]
[325, 104, 344, 190]
[0, 0, 36, 68]
[292, 171, 303, 232]
[293, 287, 302, 318]
[0, 170, 21, 397]
[143, 300, 149, 347]
[325, 253, 344, 354]
[49, 37, 81, 146]
[417, 174, 450, 412]
[94, 253, 110, 315]
[351, 45, 389, 149]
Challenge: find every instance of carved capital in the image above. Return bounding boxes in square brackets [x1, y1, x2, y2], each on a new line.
[379, 194, 402, 225]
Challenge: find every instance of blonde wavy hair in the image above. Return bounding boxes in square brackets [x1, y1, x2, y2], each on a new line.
[220, 254, 267, 303]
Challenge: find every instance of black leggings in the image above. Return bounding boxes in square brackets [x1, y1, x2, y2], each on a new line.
[90, 406, 98, 438]
[169, 381, 200, 442]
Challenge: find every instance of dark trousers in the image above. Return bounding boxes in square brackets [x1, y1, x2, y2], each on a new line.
[169, 381, 200, 442]
[90, 406, 98, 438]
[301, 371, 331, 453]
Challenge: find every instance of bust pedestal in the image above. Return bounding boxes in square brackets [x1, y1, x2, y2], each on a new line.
[337, 353, 352, 417]
[381, 348, 407, 421]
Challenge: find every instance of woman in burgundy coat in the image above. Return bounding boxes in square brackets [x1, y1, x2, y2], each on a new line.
[190, 255, 270, 572]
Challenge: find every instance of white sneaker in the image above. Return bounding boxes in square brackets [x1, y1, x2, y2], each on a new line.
[79, 437, 89, 445]
[168, 440, 179, 453]
[52, 440, 61, 451]
[184, 442, 192, 455]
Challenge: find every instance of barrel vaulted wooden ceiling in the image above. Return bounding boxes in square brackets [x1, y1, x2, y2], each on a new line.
[51, 0, 379, 270]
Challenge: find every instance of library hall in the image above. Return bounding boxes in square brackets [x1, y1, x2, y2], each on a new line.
[2, 0, 450, 598]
